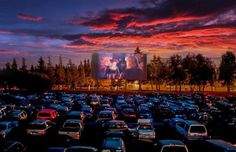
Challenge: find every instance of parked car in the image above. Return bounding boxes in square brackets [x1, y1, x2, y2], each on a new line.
[0, 121, 17, 139]
[46, 147, 67, 152]
[136, 119, 156, 140]
[200, 139, 236, 152]
[67, 146, 98, 152]
[36, 109, 59, 121]
[58, 119, 84, 140]
[176, 120, 208, 141]
[0, 141, 27, 152]
[103, 120, 128, 134]
[26, 119, 55, 136]
[155, 140, 189, 152]
[101, 137, 126, 152]
[64, 111, 86, 121]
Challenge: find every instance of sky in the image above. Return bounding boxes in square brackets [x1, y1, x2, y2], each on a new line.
[0, 0, 235, 66]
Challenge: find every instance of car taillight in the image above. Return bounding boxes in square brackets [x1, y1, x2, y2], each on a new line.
[76, 133, 80, 139]
[2, 132, 6, 138]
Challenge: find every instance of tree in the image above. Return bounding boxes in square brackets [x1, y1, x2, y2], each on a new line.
[5, 62, 11, 71]
[55, 56, 65, 87]
[46, 57, 55, 85]
[11, 58, 18, 71]
[37, 57, 46, 73]
[20, 58, 27, 72]
[168, 55, 186, 91]
[219, 51, 236, 93]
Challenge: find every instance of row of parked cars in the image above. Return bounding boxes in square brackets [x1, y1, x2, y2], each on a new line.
[0, 92, 235, 152]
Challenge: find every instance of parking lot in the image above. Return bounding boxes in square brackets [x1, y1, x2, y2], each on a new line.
[0, 92, 236, 152]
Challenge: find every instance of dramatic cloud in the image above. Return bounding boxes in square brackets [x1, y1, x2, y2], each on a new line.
[17, 13, 43, 22]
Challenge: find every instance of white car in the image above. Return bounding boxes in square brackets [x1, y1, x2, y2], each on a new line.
[176, 120, 208, 141]
[26, 119, 54, 136]
[58, 119, 84, 140]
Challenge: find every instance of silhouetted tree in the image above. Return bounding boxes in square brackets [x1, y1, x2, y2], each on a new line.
[20, 58, 27, 72]
[37, 57, 46, 73]
[47, 57, 55, 85]
[55, 56, 65, 87]
[11, 58, 18, 71]
[168, 55, 186, 91]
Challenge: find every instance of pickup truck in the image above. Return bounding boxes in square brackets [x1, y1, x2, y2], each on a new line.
[58, 119, 84, 140]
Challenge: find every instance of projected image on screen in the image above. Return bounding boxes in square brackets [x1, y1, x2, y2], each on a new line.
[92, 53, 147, 80]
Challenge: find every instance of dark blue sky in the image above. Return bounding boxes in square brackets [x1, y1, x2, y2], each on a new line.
[0, 0, 235, 66]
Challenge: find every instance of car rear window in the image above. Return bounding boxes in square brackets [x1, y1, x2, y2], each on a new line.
[28, 124, 46, 129]
[162, 146, 188, 152]
[64, 123, 80, 128]
[190, 126, 206, 133]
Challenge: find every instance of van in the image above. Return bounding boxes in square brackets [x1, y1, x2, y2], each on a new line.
[176, 120, 208, 140]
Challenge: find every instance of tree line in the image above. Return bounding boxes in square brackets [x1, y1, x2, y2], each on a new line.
[0, 56, 92, 92]
[0, 51, 236, 93]
[147, 51, 236, 93]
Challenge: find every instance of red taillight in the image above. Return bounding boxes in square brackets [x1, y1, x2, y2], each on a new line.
[76, 133, 80, 139]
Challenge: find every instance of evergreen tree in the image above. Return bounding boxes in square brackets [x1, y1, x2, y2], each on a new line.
[47, 57, 55, 85]
[37, 57, 46, 73]
[55, 56, 65, 86]
[20, 58, 27, 72]
[11, 58, 18, 71]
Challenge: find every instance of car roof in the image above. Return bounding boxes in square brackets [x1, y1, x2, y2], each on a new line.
[185, 120, 203, 125]
[159, 140, 185, 146]
[39, 109, 56, 113]
[31, 119, 48, 124]
[68, 111, 82, 115]
[206, 140, 236, 150]
[65, 119, 82, 123]
[68, 146, 97, 152]
[103, 137, 122, 149]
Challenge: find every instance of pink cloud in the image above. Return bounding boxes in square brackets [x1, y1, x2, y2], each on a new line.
[17, 13, 43, 22]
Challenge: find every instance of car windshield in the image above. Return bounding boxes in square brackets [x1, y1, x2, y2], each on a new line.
[0, 124, 6, 130]
[38, 113, 51, 117]
[190, 126, 206, 133]
[64, 123, 80, 128]
[28, 124, 46, 129]
[162, 146, 188, 152]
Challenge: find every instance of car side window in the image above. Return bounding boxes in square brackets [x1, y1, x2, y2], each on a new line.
[184, 125, 189, 132]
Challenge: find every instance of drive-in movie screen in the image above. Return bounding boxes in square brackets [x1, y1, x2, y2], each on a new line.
[92, 53, 147, 80]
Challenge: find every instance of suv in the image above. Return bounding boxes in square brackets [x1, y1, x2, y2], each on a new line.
[155, 140, 189, 152]
[26, 119, 55, 136]
[176, 120, 208, 141]
[58, 119, 84, 140]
